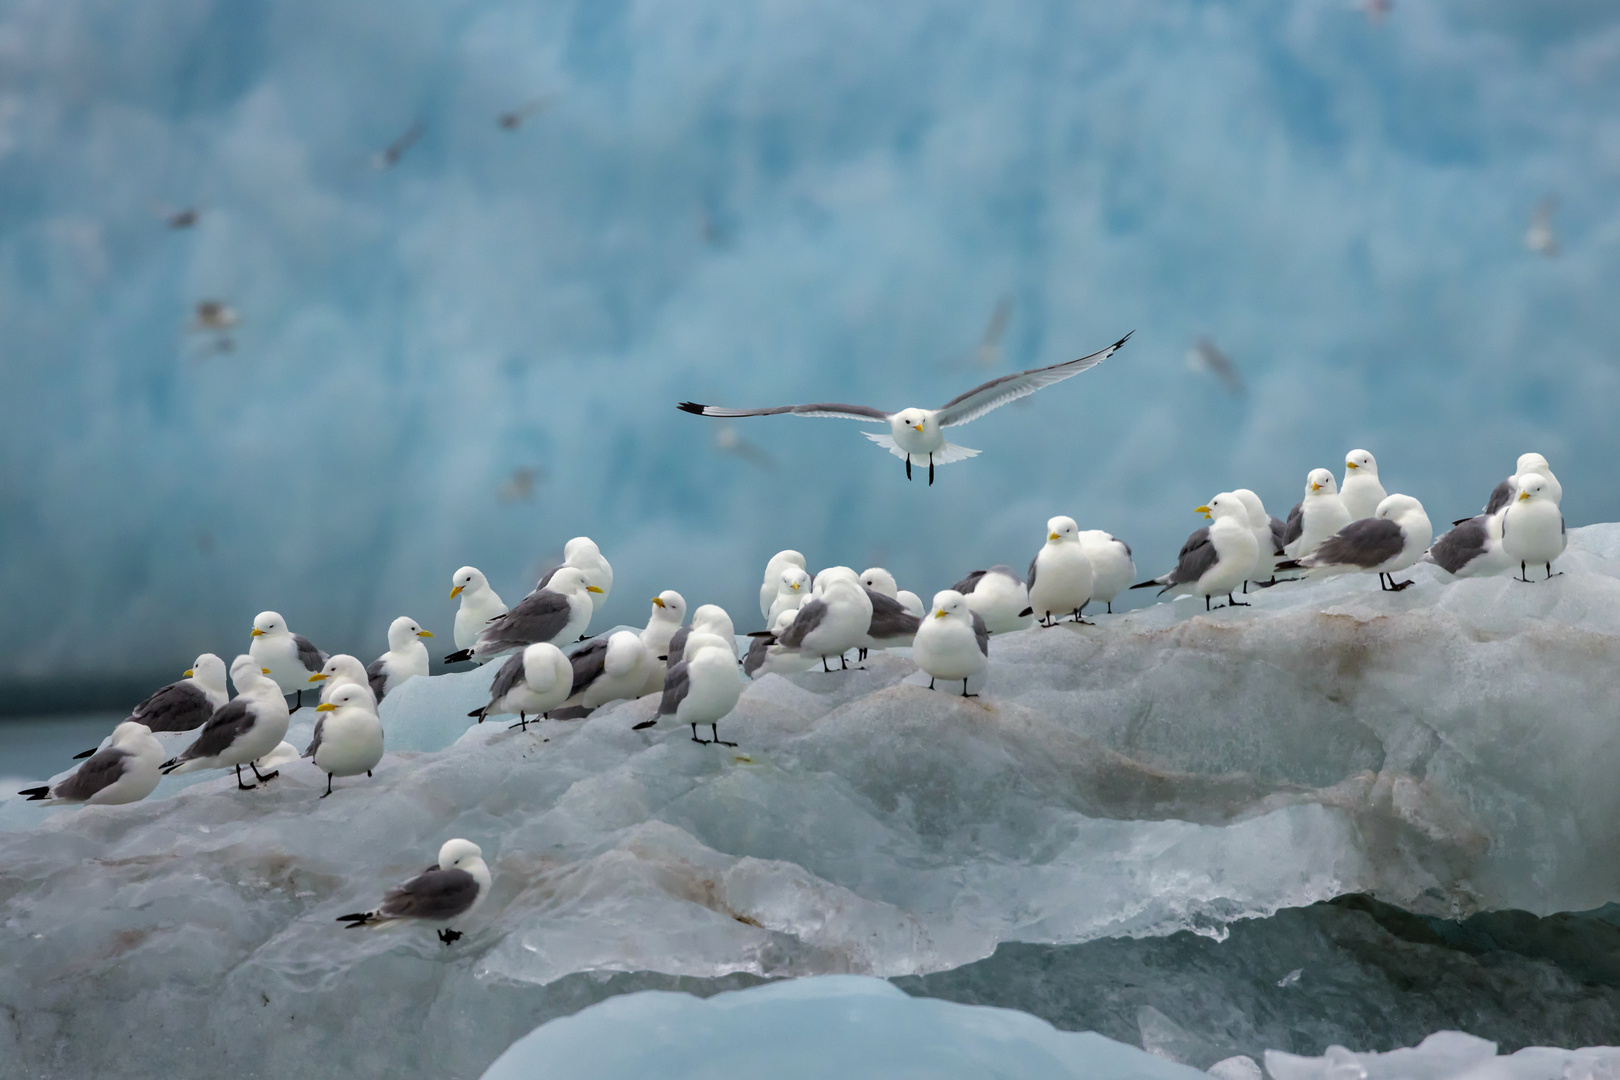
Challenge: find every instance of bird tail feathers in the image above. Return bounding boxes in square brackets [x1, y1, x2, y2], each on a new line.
[862, 432, 980, 464]
[18, 786, 50, 801]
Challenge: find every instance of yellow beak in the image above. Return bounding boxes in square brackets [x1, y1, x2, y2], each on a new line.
[308, 672, 327, 682]
[250, 628, 264, 636]
[417, 630, 433, 638]
[183, 668, 194, 677]
[1048, 532, 1061, 541]
[450, 585, 464, 599]
[913, 423, 925, 432]
[1518, 490, 1530, 501]
[587, 585, 604, 594]
[934, 609, 948, 618]
[1194, 505, 1211, 517]
[1345, 461, 1358, 469]
[790, 582, 800, 591]
[1309, 482, 1321, 492]
[651, 597, 665, 608]
[315, 702, 336, 712]
[261, 667, 271, 675]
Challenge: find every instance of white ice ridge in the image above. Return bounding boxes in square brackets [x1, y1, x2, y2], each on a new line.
[8, 527, 1620, 1076]
[1266, 1031, 1620, 1080]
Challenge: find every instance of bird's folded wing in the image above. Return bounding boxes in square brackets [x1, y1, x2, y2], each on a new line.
[678, 401, 890, 421]
[934, 332, 1131, 428]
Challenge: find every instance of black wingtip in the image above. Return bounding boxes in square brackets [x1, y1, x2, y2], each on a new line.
[677, 401, 709, 415]
[1018, 607, 1034, 617]
[72, 748, 95, 760]
[467, 707, 485, 719]
[160, 758, 179, 772]
[1128, 580, 1157, 590]
[1275, 559, 1304, 572]
[19, 786, 49, 800]
[1451, 517, 1473, 527]
[1114, 330, 1135, 350]
[444, 649, 474, 664]
[337, 912, 374, 927]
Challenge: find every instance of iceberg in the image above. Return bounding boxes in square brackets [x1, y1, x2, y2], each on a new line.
[4, 525, 1620, 1078]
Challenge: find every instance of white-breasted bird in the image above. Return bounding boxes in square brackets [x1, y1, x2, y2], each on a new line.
[638, 591, 688, 696]
[1231, 489, 1282, 591]
[743, 608, 819, 679]
[249, 611, 328, 711]
[759, 550, 807, 620]
[1076, 531, 1135, 614]
[778, 576, 873, 671]
[310, 654, 377, 706]
[1279, 493, 1433, 592]
[913, 590, 990, 697]
[1426, 512, 1512, 579]
[664, 604, 737, 667]
[1027, 516, 1094, 626]
[1340, 450, 1388, 521]
[678, 333, 1132, 485]
[1460, 452, 1562, 524]
[559, 630, 656, 716]
[1131, 493, 1261, 611]
[450, 567, 507, 654]
[72, 652, 230, 759]
[445, 567, 602, 664]
[1280, 469, 1352, 559]
[1502, 474, 1566, 582]
[859, 567, 925, 618]
[305, 683, 384, 798]
[469, 642, 573, 730]
[366, 616, 433, 702]
[538, 537, 613, 615]
[20, 721, 164, 806]
[162, 655, 291, 789]
[337, 838, 491, 946]
[952, 566, 1033, 633]
[653, 634, 744, 745]
[767, 567, 813, 625]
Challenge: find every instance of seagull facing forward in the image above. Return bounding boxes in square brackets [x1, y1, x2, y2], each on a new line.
[678, 333, 1131, 484]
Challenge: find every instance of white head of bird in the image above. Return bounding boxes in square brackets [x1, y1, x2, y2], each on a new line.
[547, 566, 604, 598]
[932, 590, 972, 621]
[387, 616, 433, 649]
[1516, 453, 1551, 477]
[563, 536, 602, 563]
[1045, 516, 1080, 544]
[109, 719, 156, 747]
[779, 568, 811, 595]
[1517, 474, 1556, 504]
[603, 632, 646, 676]
[1195, 492, 1249, 523]
[450, 566, 489, 599]
[1344, 449, 1377, 476]
[1230, 489, 1269, 528]
[690, 604, 735, 639]
[859, 568, 898, 596]
[437, 838, 485, 872]
[1376, 493, 1425, 521]
[649, 591, 686, 621]
[316, 683, 376, 714]
[812, 566, 859, 595]
[229, 654, 273, 693]
[186, 653, 228, 691]
[310, 653, 367, 688]
[889, 408, 940, 453]
[251, 611, 288, 639]
[1305, 468, 1337, 495]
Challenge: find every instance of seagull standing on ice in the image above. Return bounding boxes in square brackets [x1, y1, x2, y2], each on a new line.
[445, 567, 601, 664]
[913, 590, 990, 696]
[20, 721, 164, 806]
[653, 634, 744, 745]
[249, 612, 328, 712]
[758, 551, 807, 620]
[367, 617, 433, 702]
[1232, 490, 1282, 591]
[664, 604, 736, 666]
[678, 333, 1131, 485]
[538, 537, 613, 615]
[304, 684, 384, 798]
[859, 568, 924, 618]
[952, 566, 1033, 633]
[1076, 531, 1135, 614]
[767, 568, 813, 625]
[1459, 453, 1561, 524]
[779, 577, 873, 670]
[310, 655, 376, 706]
[1131, 493, 1260, 611]
[1502, 474, 1566, 582]
[639, 591, 687, 695]
[469, 642, 573, 730]
[338, 838, 491, 946]
[1340, 450, 1388, 521]
[1426, 513, 1511, 579]
[450, 567, 507, 654]
[1027, 517, 1094, 626]
[162, 656, 291, 789]
[1281, 469, 1352, 559]
[1278, 494, 1433, 591]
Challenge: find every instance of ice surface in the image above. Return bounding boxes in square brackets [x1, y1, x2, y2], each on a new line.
[478, 975, 1206, 1080]
[6, 526, 1620, 1077]
[1266, 1032, 1620, 1080]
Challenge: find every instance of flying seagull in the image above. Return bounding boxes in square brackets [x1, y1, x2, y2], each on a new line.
[678, 332, 1131, 485]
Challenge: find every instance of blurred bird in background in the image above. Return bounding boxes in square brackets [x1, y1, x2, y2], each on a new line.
[1525, 196, 1559, 257]
[374, 120, 425, 169]
[497, 97, 554, 131]
[1186, 336, 1244, 396]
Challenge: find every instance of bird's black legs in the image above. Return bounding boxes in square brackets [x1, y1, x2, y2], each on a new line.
[1547, 563, 1562, 580]
[438, 928, 462, 946]
[367, 770, 372, 778]
[322, 773, 334, 798]
[929, 454, 935, 486]
[1242, 581, 1249, 595]
[288, 689, 303, 713]
[840, 653, 849, 670]
[960, 679, 977, 698]
[691, 722, 711, 744]
[1070, 606, 1093, 625]
[1106, 602, 1114, 614]
[822, 656, 833, 673]
[711, 723, 737, 748]
[1204, 596, 1212, 612]
[250, 761, 278, 783]
[929, 677, 936, 690]
[508, 711, 530, 731]
[858, 648, 868, 662]
[234, 764, 256, 791]
[905, 457, 912, 481]
[1224, 593, 1251, 608]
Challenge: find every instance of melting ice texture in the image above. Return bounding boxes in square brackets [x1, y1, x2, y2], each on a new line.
[4, 0, 1620, 686]
[4, 524, 1620, 1077]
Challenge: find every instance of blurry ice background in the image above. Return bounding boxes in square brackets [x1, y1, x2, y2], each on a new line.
[2, 0, 1618, 692]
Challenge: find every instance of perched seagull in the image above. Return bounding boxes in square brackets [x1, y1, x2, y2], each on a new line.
[1130, 493, 1260, 611]
[678, 332, 1131, 485]
[468, 642, 573, 730]
[913, 590, 990, 697]
[859, 567, 924, 618]
[450, 567, 508, 654]
[367, 617, 433, 702]
[20, 721, 164, 806]
[1186, 337, 1244, 396]
[664, 604, 736, 666]
[1232, 489, 1282, 591]
[497, 96, 554, 130]
[444, 567, 601, 664]
[73, 653, 229, 759]
[310, 655, 376, 706]
[856, 585, 922, 661]
[305, 684, 384, 798]
[767, 567, 813, 625]
[639, 591, 688, 696]
[558, 631, 656, 717]
[1027, 516, 1094, 626]
[759, 551, 807, 620]
[1076, 531, 1135, 614]
[1340, 450, 1388, 521]
[1502, 474, 1566, 582]
[1281, 469, 1352, 559]
[538, 537, 613, 615]
[161, 656, 291, 789]
[337, 838, 491, 946]
[653, 634, 744, 745]
[1426, 514, 1512, 579]
[1525, 196, 1559, 257]
[1277, 494, 1433, 591]
[373, 119, 425, 169]
[1458, 453, 1562, 524]
[779, 577, 873, 671]
[249, 611, 328, 712]
[952, 566, 1033, 633]
[743, 609, 819, 679]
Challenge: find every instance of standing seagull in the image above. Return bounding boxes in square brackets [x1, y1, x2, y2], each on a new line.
[653, 635, 744, 745]
[913, 590, 990, 697]
[338, 838, 491, 946]
[1232, 490, 1282, 591]
[537, 537, 613, 616]
[758, 551, 807, 620]
[1426, 513, 1512, 579]
[1340, 450, 1388, 521]
[469, 642, 573, 730]
[1281, 469, 1352, 559]
[1502, 474, 1566, 582]
[450, 567, 507, 654]
[310, 655, 376, 706]
[1458, 453, 1562, 524]
[367, 617, 433, 702]
[249, 612, 328, 712]
[1027, 517, 1094, 626]
[444, 567, 601, 664]
[952, 566, 1033, 633]
[639, 591, 687, 696]
[1278, 494, 1433, 591]
[1076, 531, 1135, 614]
[767, 567, 813, 625]
[664, 604, 736, 666]
[779, 577, 873, 671]
[1130, 493, 1260, 611]
[72, 653, 229, 759]
[678, 333, 1132, 485]
[20, 721, 165, 806]
[305, 684, 385, 798]
[162, 656, 291, 789]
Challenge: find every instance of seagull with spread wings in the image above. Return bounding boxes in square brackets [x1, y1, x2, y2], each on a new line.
[678, 332, 1131, 485]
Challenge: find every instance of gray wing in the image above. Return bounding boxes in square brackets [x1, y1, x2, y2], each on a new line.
[176, 699, 256, 762]
[481, 588, 571, 651]
[536, 566, 557, 589]
[1282, 503, 1304, 549]
[658, 661, 692, 716]
[568, 638, 609, 695]
[971, 611, 990, 656]
[380, 867, 479, 921]
[988, 563, 1024, 585]
[1428, 517, 1488, 574]
[303, 716, 325, 759]
[1163, 527, 1216, 590]
[865, 588, 921, 638]
[678, 401, 890, 422]
[55, 748, 131, 801]
[365, 658, 389, 702]
[743, 635, 771, 677]
[1268, 517, 1286, 556]
[935, 332, 1131, 427]
[1483, 478, 1515, 516]
[130, 680, 213, 733]
[952, 570, 987, 595]
[487, 652, 527, 705]
[664, 626, 692, 665]
[293, 634, 327, 674]
[1308, 517, 1406, 569]
[1026, 554, 1038, 594]
[778, 599, 828, 650]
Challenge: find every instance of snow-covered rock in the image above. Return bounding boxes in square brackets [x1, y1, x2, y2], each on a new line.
[5, 525, 1620, 1078]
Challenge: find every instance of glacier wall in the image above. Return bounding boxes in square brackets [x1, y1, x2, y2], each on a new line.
[2, 0, 1619, 690]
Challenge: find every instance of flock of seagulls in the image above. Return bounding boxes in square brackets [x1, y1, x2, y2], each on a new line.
[16, 448, 1571, 943]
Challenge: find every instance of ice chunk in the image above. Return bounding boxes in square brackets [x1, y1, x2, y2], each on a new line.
[479, 975, 1209, 1080]
[1207, 1057, 1263, 1080]
[1264, 1032, 1620, 1080]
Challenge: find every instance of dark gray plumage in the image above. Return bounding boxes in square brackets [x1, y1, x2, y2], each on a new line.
[1306, 517, 1406, 569]
[364, 658, 389, 703]
[1025, 555, 1038, 595]
[971, 611, 990, 658]
[1483, 479, 1515, 516]
[658, 661, 692, 716]
[164, 699, 255, 769]
[128, 680, 215, 734]
[664, 626, 692, 665]
[1282, 503, 1305, 550]
[1429, 517, 1489, 575]
[45, 748, 130, 802]
[1130, 527, 1215, 594]
[678, 401, 890, 421]
[777, 599, 828, 650]
[475, 588, 573, 657]
[568, 637, 610, 695]
[952, 570, 987, 595]
[1269, 516, 1287, 556]
[373, 867, 481, 921]
[303, 716, 326, 759]
[469, 652, 528, 719]
[954, 565, 1021, 596]
[743, 635, 772, 677]
[865, 588, 921, 639]
[293, 633, 327, 675]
